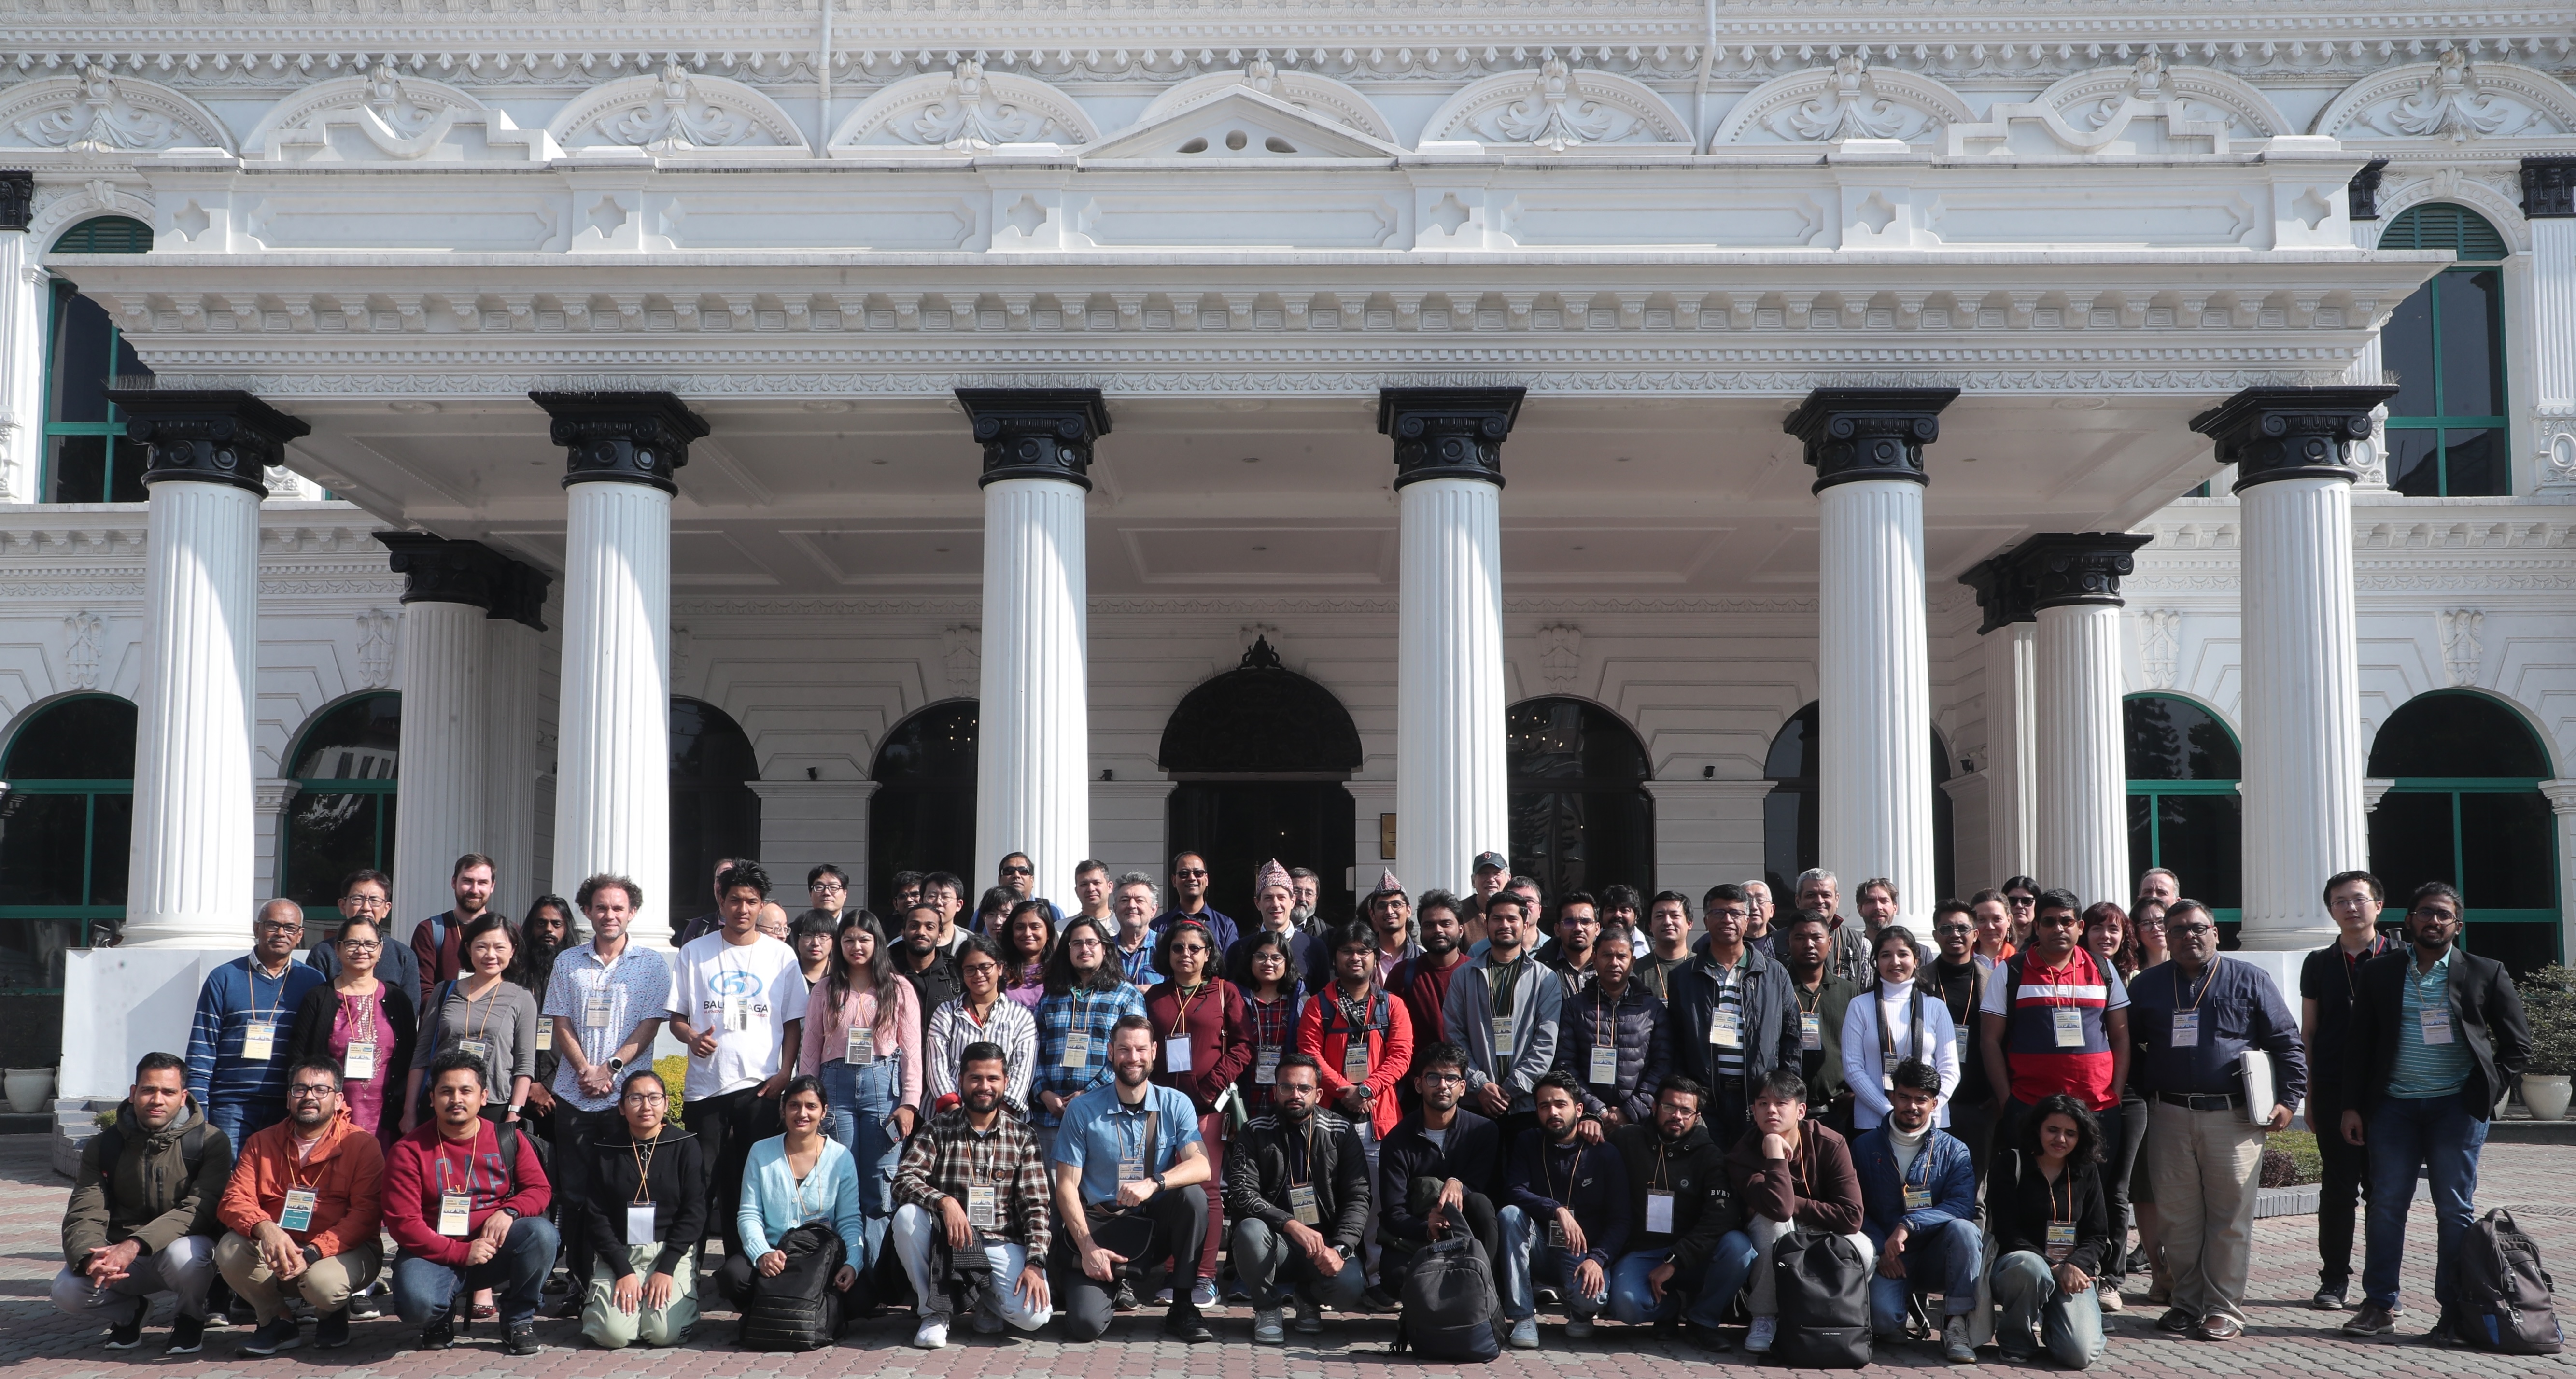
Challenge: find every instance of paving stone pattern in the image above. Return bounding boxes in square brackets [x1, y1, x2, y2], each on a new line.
[5, 1136, 2573, 1376]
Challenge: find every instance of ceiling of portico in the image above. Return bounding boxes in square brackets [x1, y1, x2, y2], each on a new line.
[293, 387, 2219, 597]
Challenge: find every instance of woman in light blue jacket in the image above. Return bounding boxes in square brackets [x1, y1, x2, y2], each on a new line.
[710, 1076, 865, 1310]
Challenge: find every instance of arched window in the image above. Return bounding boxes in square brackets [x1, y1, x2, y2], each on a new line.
[1508, 697, 1653, 901]
[671, 698, 761, 925]
[868, 701, 976, 919]
[1761, 703, 1955, 901]
[1162, 639, 1361, 923]
[2368, 690, 2558, 972]
[2379, 204, 2509, 497]
[0, 693, 137, 990]
[42, 216, 155, 504]
[279, 693, 400, 920]
[2125, 694, 2243, 928]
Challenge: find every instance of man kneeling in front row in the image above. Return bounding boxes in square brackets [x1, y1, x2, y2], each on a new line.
[1725, 1069, 1872, 1354]
[1853, 1058, 1980, 1363]
[383, 1052, 557, 1354]
[1229, 1053, 1371, 1343]
[890, 1041, 1054, 1349]
[214, 1060, 384, 1355]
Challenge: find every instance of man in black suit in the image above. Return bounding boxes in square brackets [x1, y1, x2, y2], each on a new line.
[2338, 881, 2531, 1346]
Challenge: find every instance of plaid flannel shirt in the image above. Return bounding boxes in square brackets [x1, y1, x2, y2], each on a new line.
[892, 1105, 1052, 1255]
[1033, 984, 1147, 1126]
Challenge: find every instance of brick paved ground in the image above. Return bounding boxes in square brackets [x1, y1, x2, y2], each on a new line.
[6, 1134, 2573, 1377]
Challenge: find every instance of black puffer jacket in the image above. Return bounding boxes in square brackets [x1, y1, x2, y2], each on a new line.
[1225, 1109, 1373, 1255]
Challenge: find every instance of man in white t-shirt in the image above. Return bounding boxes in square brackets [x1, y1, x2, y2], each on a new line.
[667, 860, 809, 1258]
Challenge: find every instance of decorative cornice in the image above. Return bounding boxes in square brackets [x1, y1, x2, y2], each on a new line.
[1377, 386, 1523, 489]
[1958, 554, 2036, 634]
[2521, 155, 2576, 219]
[529, 389, 707, 492]
[2000, 531, 2155, 610]
[103, 387, 310, 495]
[953, 387, 1111, 491]
[2189, 384, 2399, 492]
[1782, 385, 1958, 492]
[375, 531, 507, 608]
[486, 560, 550, 631]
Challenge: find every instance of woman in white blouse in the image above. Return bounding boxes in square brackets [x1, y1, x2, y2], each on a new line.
[1842, 923, 1962, 1129]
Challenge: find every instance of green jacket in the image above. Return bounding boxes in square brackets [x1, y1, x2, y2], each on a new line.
[1794, 977, 1864, 1106]
[61, 1097, 233, 1267]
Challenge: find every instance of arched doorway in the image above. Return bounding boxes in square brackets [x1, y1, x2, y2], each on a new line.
[2124, 693, 2241, 930]
[1761, 702, 1955, 900]
[1161, 639, 1360, 925]
[2367, 690, 2559, 972]
[868, 701, 978, 919]
[671, 697, 760, 923]
[1506, 697, 1654, 900]
[42, 216, 155, 504]
[280, 692, 401, 920]
[0, 692, 137, 971]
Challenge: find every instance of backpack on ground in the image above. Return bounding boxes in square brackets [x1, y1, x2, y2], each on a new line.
[1773, 1227, 1873, 1369]
[737, 1223, 845, 1352]
[1393, 1233, 1500, 1362]
[2459, 1208, 2562, 1355]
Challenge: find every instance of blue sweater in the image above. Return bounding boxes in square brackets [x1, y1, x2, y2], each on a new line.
[185, 957, 328, 1118]
[737, 1135, 866, 1264]
[1849, 1125, 1978, 1246]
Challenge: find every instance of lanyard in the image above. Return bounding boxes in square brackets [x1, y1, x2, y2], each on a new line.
[1880, 985, 1922, 1067]
[433, 1136, 482, 1198]
[1170, 982, 1207, 1038]
[2047, 1165, 2071, 1225]
[630, 1135, 658, 1205]
[1542, 1137, 1571, 1205]
[1288, 1119, 1317, 1188]
[1595, 990, 1614, 1051]
[1485, 956, 1527, 1018]
[250, 960, 292, 1025]
[2176, 960, 2218, 1015]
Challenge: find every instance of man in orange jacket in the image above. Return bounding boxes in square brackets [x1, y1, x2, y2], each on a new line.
[213, 1059, 385, 1355]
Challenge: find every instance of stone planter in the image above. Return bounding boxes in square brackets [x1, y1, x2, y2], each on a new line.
[5, 1067, 55, 1114]
[2522, 1073, 2574, 1123]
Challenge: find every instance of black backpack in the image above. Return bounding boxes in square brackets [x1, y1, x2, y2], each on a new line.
[2459, 1209, 2563, 1355]
[737, 1223, 845, 1352]
[1393, 1233, 1500, 1362]
[1774, 1226, 1873, 1369]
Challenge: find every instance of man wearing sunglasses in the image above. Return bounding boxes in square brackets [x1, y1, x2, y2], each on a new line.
[995, 853, 1064, 929]
[1154, 852, 1238, 952]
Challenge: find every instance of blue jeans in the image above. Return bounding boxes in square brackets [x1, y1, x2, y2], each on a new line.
[2363, 1091, 2489, 1315]
[1498, 1205, 1608, 1322]
[1868, 1217, 1982, 1334]
[1992, 1250, 2104, 1369]
[1231, 1217, 1367, 1310]
[818, 1055, 902, 1276]
[392, 1215, 560, 1328]
[202, 1095, 283, 1152]
[1606, 1238, 1759, 1329]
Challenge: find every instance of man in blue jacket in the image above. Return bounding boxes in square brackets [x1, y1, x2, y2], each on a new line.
[1851, 1059, 1979, 1364]
[1497, 1070, 1631, 1351]
[184, 900, 327, 1146]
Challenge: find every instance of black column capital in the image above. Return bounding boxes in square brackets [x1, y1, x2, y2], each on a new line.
[487, 561, 551, 631]
[2523, 156, 2576, 219]
[1999, 532, 2154, 611]
[2348, 158, 2389, 222]
[530, 390, 707, 493]
[0, 171, 32, 232]
[1377, 386, 1525, 489]
[2188, 385, 2398, 492]
[1781, 387, 1961, 493]
[955, 388, 1111, 490]
[105, 388, 310, 495]
[375, 533, 510, 608]
[1959, 556, 2037, 635]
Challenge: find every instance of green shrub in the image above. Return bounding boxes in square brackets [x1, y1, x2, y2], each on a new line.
[2264, 1130, 2322, 1187]
[2516, 965, 2576, 1076]
[653, 1055, 690, 1126]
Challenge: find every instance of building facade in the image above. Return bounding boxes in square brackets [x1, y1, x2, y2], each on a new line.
[2, 0, 2572, 1087]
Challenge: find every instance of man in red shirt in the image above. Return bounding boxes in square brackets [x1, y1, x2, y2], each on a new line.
[1976, 890, 2131, 1155]
[383, 1051, 555, 1355]
[407, 855, 496, 1006]
[1390, 890, 1470, 1047]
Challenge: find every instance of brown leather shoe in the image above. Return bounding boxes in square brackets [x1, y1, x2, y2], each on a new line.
[2156, 1308, 2198, 1334]
[2192, 1316, 2244, 1342]
[2343, 1303, 2400, 1337]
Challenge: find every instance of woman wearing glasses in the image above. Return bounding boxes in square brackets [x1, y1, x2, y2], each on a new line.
[581, 1069, 705, 1349]
[286, 907, 418, 1148]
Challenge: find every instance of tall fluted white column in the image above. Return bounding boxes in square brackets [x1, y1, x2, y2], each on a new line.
[1985, 623, 2037, 883]
[2033, 605, 2127, 907]
[0, 183, 44, 504]
[535, 392, 704, 949]
[957, 390, 1107, 903]
[2193, 388, 2390, 949]
[2542, 780, 2576, 969]
[974, 478, 1091, 901]
[391, 600, 489, 930]
[114, 392, 307, 944]
[482, 598, 545, 919]
[2527, 190, 2576, 493]
[1788, 389, 1955, 927]
[1381, 389, 1520, 900]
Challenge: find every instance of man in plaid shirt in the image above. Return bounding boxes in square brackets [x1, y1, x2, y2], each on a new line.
[890, 1041, 1054, 1350]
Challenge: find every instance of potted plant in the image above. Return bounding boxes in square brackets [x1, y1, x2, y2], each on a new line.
[2516, 964, 2576, 1122]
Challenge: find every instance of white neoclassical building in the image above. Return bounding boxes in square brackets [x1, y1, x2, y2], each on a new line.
[3, 0, 2573, 1095]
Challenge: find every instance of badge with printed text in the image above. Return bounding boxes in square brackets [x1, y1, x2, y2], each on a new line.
[1060, 1031, 1092, 1067]
[1589, 1046, 1619, 1085]
[438, 1191, 471, 1237]
[2170, 1012, 2200, 1048]
[1800, 1013, 1822, 1051]
[456, 1037, 491, 1066]
[1165, 1035, 1194, 1074]
[968, 1184, 1000, 1231]
[280, 1187, 316, 1233]
[243, 1020, 275, 1062]
[1289, 1183, 1321, 1226]
[2051, 1008, 2084, 1048]
[2421, 1006, 2454, 1046]
[1710, 1009, 1743, 1049]
[534, 1022, 552, 1052]
[1255, 1047, 1280, 1084]
[847, 1026, 876, 1066]
[1343, 1040, 1371, 1084]
[342, 1041, 377, 1083]
[2045, 1222, 2076, 1263]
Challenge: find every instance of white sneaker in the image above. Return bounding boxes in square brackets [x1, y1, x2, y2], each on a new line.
[1745, 1316, 1778, 1353]
[1253, 1308, 1285, 1345]
[910, 1318, 949, 1350]
[1566, 1314, 1595, 1339]
[1508, 1317, 1541, 1350]
[1191, 1280, 1219, 1309]
[1943, 1315, 1976, 1363]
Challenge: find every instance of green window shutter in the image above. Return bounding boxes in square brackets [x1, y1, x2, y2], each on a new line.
[49, 216, 154, 254]
[2381, 203, 2508, 261]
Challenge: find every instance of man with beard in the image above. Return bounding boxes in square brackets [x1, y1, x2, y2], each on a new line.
[1851, 1060, 1981, 1363]
[1390, 890, 1471, 1045]
[1362, 871, 1423, 982]
[1639, 890, 1697, 1001]
[1287, 868, 1324, 934]
[1462, 852, 1510, 949]
[1604, 1077, 1751, 1346]
[1497, 1071, 1630, 1349]
[214, 1060, 384, 1354]
[889, 1042, 1054, 1349]
[1229, 1054, 1371, 1343]
[1154, 852, 1239, 952]
[1601, 884, 1647, 960]
[1781, 912, 1861, 1134]
[52, 1053, 231, 1354]
[1049, 1016, 1215, 1342]
[1920, 899, 1995, 1183]
[1443, 893, 1562, 1142]
[995, 853, 1064, 930]
[1534, 891, 1603, 993]
[1557, 935, 1670, 1142]
[1228, 859, 1323, 991]
[1379, 1042, 1503, 1268]
[895, 904, 965, 1053]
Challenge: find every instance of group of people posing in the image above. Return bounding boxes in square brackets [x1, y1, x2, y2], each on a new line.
[53, 848, 2529, 1365]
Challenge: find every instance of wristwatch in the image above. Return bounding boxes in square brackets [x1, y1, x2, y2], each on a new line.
[1151, 1172, 1168, 1194]
[606, 1057, 626, 1073]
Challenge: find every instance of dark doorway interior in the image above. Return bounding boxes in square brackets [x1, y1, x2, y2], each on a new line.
[868, 700, 979, 919]
[1159, 639, 1364, 926]
[1166, 782, 1357, 925]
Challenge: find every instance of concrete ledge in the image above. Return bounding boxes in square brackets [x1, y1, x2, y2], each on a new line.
[2484, 1117, 2576, 1146]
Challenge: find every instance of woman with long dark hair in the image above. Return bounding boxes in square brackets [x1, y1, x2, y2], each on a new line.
[1840, 923, 1959, 1130]
[796, 910, 919, 1295]
[2080, 900, 2150, 1310]
[1233, 928, 1308, 1104]
[998, 899, 1056, 1009]
[1989, 1093, 2112, 1368]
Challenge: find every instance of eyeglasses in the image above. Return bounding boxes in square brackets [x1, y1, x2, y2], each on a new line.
[2006, 895, 2037, 907]
[287, 1084, 337, 1099]
[339, 940, 382, 952]
[1934, 924, 1974, 936]
[2410, 906, 2459, 921]
[256, 920, 305, 933]
[2165, 923, 2217, 937]
[623, 1090, 668, 1105]
[339, 895, 389, 910]
[812, 882, 846, 893]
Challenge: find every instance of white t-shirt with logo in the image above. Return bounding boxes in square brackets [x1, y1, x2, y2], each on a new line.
[670, 931, 811, 1100]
